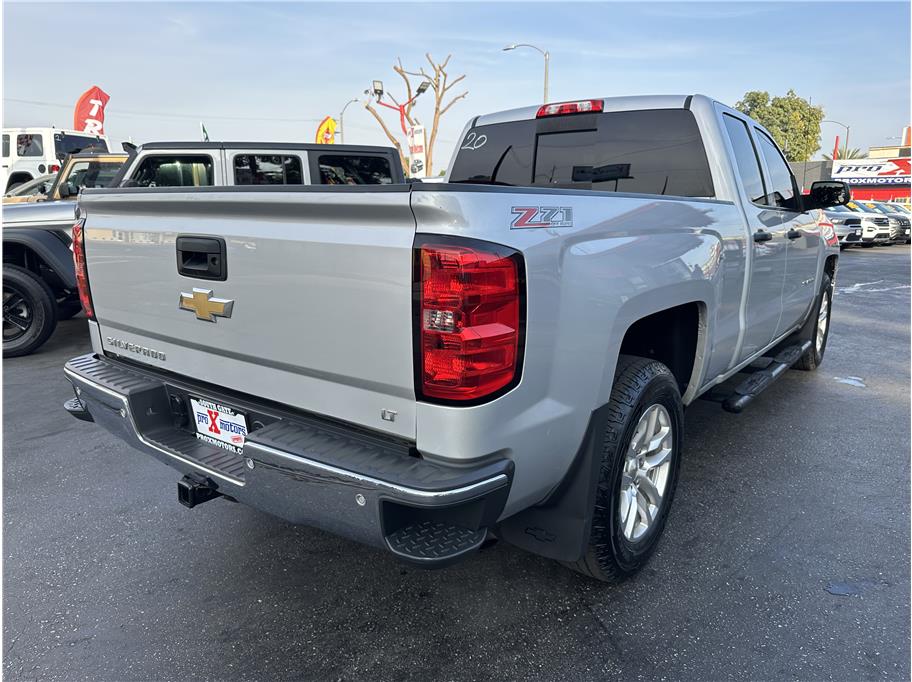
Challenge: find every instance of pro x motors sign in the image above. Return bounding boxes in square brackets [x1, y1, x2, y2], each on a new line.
[832, 159, 910, 188]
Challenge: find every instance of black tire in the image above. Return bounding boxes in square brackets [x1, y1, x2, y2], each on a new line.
[3, 264, 58, 358]
[793, 274, 832, 372]
[566, 355, 684, 583]
[57, 298, 83, 321]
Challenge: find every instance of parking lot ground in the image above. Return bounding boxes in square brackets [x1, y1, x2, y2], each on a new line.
[3, 245, 910, 681]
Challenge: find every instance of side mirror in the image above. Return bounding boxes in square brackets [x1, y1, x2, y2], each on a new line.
[805, 181, 851, 211]
[57, 183, 71, 198]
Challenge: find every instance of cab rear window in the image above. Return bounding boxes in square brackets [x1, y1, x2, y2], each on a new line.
[449, 109, 715, 198]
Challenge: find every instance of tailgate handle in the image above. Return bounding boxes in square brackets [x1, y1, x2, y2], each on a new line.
[176, 236, 227, 281]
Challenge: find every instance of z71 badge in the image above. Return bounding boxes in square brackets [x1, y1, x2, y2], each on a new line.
[510, 206, 573, 229]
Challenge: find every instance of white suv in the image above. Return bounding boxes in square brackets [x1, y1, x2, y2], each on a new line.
[1, 128, 111, 192]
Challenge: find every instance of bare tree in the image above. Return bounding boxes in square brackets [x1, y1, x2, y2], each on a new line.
[363, 53, 467, 176]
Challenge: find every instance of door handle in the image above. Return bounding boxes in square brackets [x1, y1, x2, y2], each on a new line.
[786, 229, 802, 240]
[176, 236, 227, 281]
[753, 230, 772, 243]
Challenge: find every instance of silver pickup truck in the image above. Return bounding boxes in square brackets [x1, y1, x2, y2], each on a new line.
[64, 95, 849, 582]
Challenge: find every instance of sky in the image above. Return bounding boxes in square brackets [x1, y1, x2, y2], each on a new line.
[3, 1, 910, 171]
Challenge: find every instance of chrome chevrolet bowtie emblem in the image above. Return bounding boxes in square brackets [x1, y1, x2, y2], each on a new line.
[179, 288, 234, 322]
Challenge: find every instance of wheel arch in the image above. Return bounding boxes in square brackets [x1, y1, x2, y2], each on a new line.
[3, 230, 77, 291]
[597, 281, 712, 407]
[5, 171, 34, 191]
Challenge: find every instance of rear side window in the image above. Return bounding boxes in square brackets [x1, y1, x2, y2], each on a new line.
[234, 154, 303, 185]
[722, 114, 766, 204]
[318, 155, 393, 185]
[16, 134, 43, 157]
[128, 155, 213, 187]
[2, 135, 9, 158]
[754, 131, 800, 211]
[449, 109, 715, 197]
[54, 133, 107, 156]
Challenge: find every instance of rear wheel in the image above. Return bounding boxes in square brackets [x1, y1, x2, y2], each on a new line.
[566, 355, 683, 583]
[3, 264, 58, 357]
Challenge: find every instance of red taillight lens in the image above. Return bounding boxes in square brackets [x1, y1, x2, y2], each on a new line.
[536, 99, 604, 118]
[72, 219, 94, 319]
[416, 239, 524, 403]
[50, 164, 60, 173]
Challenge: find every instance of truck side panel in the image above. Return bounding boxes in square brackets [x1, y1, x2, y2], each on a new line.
[410, 187, 747, 515]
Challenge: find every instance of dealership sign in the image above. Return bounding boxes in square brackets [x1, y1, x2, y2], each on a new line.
[832, 159, 910, 187]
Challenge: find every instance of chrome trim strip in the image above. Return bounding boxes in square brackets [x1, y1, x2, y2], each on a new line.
[64, 365, 245, 487]
[243, 440, 509, 501]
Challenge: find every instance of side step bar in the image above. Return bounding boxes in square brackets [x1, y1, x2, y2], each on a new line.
[706, 341, 812, 414]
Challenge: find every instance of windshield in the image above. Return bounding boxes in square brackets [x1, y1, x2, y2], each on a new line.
[827, 204, 853, 213]
[855, 202, 892, 215]
[54, 159, 124, 198]
[845, 201, 875, 213]
[886, 203, 911, 214]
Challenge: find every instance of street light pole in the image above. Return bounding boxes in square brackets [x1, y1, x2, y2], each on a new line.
[338, 98, 358, 145]
[503, 43, 550, 103]
[823, 119, 850, 158]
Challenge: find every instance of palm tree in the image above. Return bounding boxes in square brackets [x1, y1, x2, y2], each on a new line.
[823, 147, 866, 160]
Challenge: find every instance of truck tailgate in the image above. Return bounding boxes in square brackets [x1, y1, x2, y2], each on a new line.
[80, 188, 417, 439]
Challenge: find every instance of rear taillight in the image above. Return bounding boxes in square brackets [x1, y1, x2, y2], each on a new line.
[50, 164, 60, 173]
[72, 219, 94, 319]
[415, 238, 525, 403]
[536, 99, 604, 118]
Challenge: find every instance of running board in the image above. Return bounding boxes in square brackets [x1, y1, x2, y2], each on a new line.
[705, 341, 812, 414]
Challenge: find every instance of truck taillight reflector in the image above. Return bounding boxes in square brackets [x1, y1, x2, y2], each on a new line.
[536, 99, 604, 118]
[72, 219, 94, 320]
[416, 239, 525, 403]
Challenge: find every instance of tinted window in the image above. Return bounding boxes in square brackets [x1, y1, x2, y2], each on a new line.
[722, 114, 766, 204]
[128, 155, 213, 187]
[16, 134, 43, 157]
[754, 130, 800, 211]
[234, 154, 302, 185]
[449, 109, 715, 197]
[318, 155, 393, 184]
[54, 133, 107, 156]
[2, 135, 9, 158]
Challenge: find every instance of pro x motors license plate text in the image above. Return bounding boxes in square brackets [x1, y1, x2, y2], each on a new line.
[189, 397, 248, 453]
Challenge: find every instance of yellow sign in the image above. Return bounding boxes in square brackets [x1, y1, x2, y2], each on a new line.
[315, 116, 336, 144]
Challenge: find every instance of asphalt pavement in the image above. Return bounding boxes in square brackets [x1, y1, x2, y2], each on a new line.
[4, 245, 910, 681]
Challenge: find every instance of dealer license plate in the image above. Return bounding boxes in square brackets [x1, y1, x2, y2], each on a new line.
[189, 397, 248, 454]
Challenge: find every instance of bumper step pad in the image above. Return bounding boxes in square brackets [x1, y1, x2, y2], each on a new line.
[385, 520, 487, 566]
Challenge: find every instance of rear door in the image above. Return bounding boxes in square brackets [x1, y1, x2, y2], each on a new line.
[719, 111, 789, 361]
[752, 129, 818, 338]
[80, 187, 418, 439]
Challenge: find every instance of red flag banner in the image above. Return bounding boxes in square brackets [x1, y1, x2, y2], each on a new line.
[73, 86, 110, 135]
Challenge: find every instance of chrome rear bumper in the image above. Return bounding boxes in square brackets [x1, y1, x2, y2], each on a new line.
[64, 353, 512, 566]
